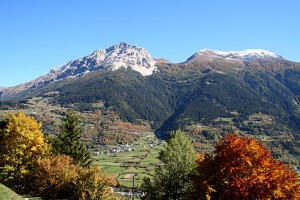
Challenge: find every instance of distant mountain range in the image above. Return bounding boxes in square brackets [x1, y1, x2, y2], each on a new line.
[1, 43, 300, 163]
[0, 43, 289, 97]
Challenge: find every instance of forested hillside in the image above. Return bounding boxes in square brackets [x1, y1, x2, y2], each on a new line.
[1, 52, 300, 164]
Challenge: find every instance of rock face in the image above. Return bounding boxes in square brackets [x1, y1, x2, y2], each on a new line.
[48, 42, 158, 80]
[0, 42, 158, 97]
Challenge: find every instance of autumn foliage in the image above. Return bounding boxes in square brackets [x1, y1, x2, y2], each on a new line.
[0, 111, 117, 199]
[30, 155, 78, 198]
[1, 110, 300, 199]
[30, 155, 117, 200]
[192, 133, 300, 199]
[0, 111, 49, 191]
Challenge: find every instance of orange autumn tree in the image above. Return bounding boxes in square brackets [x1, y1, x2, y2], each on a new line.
[192, 133, 300, 200]
[30, 155, 117, 200]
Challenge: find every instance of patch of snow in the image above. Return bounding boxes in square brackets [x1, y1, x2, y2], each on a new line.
[82, 70, 91, 77]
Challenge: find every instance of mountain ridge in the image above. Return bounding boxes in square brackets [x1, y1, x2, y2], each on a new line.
[0, 43, 296, 99]
[185, 48, 285, 64]
[0, 43, 288, 86]
[0, 42, 158, 97]
[197, 48, 281, 59]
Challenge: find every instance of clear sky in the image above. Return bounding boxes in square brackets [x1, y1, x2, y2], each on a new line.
[0, 0, 299, 86]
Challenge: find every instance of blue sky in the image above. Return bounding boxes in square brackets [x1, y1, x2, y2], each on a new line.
[0, 0, 299, 86]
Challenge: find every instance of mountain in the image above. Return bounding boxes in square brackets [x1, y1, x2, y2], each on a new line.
[0, 87, 7, 90]
[0, 42, 158, 97]
[1, 44, 300, 164]
[187, 49, 282, 62]
[183, 48, 294, 72]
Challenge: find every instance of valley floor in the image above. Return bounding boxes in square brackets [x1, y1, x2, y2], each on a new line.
[92, 132, 165, 197]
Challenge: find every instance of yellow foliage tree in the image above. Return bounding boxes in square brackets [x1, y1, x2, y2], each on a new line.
[0, 111, 49, 191]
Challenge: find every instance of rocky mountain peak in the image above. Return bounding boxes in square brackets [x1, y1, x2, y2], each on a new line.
[50, 42, 158, 77]
[88, 42, 158, 75]
[0, 44, 293, 99]
[0, 43, 158, 97]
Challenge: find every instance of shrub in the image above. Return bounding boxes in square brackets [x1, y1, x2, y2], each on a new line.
[30, 155, 117, 200]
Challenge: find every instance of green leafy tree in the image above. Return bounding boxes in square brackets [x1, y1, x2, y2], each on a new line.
[141, 130, 196, 200]
[0, 111, 49, 191]
[52, 110, 92, 167]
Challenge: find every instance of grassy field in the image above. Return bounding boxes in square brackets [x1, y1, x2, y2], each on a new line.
[0, 184, 23, 200]
[92, 132, 165, 188]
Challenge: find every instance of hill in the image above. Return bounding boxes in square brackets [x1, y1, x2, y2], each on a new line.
[0, 184, 23, 200]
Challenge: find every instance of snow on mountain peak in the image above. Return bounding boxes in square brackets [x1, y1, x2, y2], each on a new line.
[198, 48, 281, 60]
[88, 42, 158, 75]
[41, 42, 157, 80]
[48, 42, 158, 77]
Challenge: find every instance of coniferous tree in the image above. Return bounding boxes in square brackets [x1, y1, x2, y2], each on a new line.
[52, 110, 92, 167]
[141, 130, 196, 200]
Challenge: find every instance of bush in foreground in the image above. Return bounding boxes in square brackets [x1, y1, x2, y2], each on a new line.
[30, 155, 117, 200]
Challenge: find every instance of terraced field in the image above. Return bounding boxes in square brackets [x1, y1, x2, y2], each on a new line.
[92, 132, 165, 188]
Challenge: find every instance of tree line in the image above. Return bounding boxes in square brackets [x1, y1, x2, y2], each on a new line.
[0, 111, 300, 199]
[0, 110, 116, 199]
[141, 131, 300, 199]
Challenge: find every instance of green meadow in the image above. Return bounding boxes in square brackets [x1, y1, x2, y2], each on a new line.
[92, 132, 165, 188]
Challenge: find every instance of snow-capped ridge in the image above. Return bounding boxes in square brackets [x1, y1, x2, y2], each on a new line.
[1, 44, 292, 98]
[198, 48, 281, 60]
